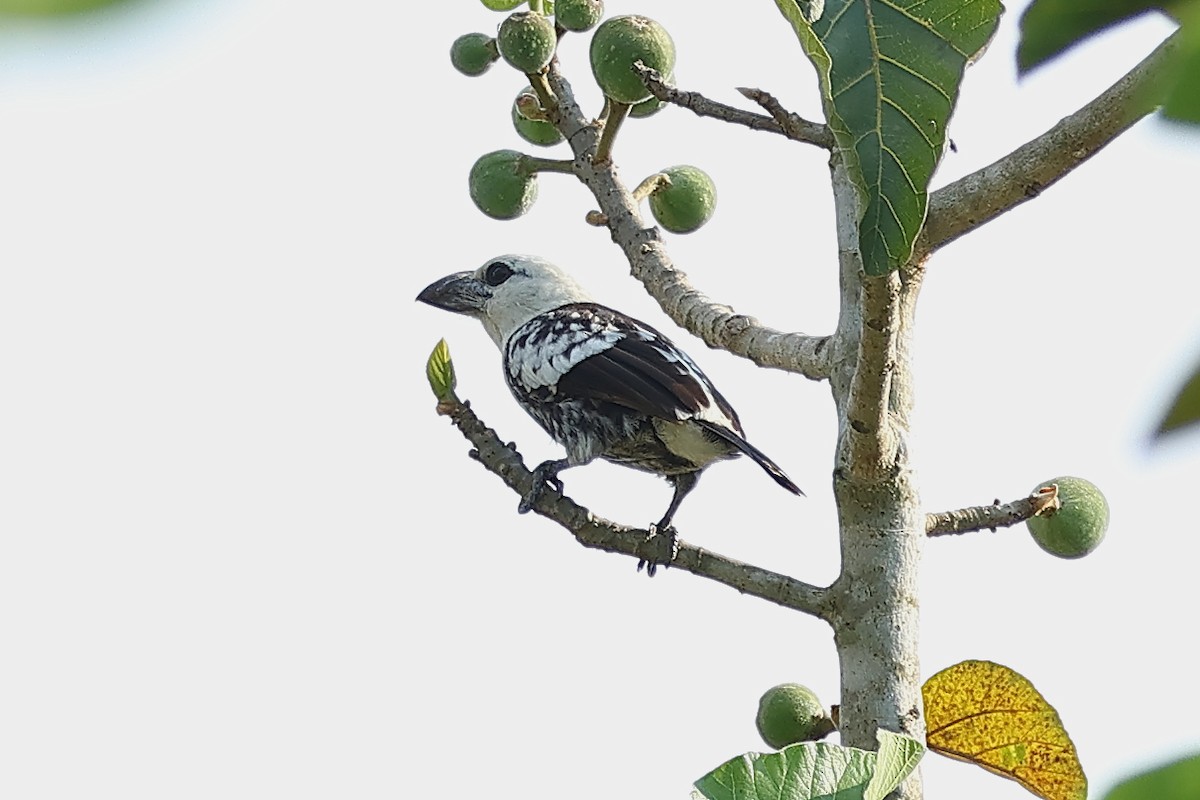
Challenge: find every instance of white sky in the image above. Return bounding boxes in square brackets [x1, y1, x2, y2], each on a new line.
[1, 1, 1197, 798]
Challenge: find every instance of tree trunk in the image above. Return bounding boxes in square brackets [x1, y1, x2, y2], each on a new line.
[827, 154, 927, 799]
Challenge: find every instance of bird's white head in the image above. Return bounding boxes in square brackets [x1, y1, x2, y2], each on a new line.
[416, 254, 594, 347]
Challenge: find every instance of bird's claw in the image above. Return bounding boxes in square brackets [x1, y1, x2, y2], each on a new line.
[517, 462, 564, 514]
[636, 523, 679, 577]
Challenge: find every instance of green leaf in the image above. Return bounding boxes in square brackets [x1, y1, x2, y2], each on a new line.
[1017, 0, 1167, 74]
[1018, 0, 1200, 124]
[425, 338, 458, 403]
[865, 730, 926, 800]
[1162, 3, 1200, 123]
[692, 731, 924, 800]
[774, 0, 1002, 275]
[1102, 753, 1200, 800]
[1155, 354, 1200, 437]
[0, 0, 136, 13]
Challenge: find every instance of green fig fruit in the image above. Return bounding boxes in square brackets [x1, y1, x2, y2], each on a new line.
[648, 165, 716, 233]
[468, 150, 538, 220]
[450, 32, 499, 77]
[1026, 476, 1109, 559]
[555, 0, 603, 32]
[756, 683, 835, 750]
[589, 14, 675, 105]
[511, 89, 564, 146]
[480, 0, 525, 10]
[497, 11, 558, 74]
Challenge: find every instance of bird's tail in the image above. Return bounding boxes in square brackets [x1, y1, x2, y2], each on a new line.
[698, 421, 805, 496]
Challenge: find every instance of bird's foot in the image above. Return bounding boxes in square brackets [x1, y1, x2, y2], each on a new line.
[636, 524, 679, 577]
[518, 460, 565, 514]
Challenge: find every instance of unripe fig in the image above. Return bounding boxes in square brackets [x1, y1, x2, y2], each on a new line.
[497, 11, 558, 74]
[555, 0, 603, 32]
[480, 0, 524, 10]
[589, 14, 675, 105]
[450, 32, 499, 77]
[1026, 476, 1109, 559]
[648, 165, 716, 233]
[469, 150, 538, 220]
[511, 89, 564, 146]
[756, 683, 835, 750]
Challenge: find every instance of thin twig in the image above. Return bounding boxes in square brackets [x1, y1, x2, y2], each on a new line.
[737, 87, 834, 148]
[926, 489, 1058, 536]
[633, 63, 833, 149]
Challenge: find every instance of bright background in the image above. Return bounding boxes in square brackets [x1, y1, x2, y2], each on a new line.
[1, 1, 1196, 798]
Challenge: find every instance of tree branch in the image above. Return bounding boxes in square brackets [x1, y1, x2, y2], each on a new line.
[434, 396, 830, 616]
[926, 487, 1061, 536]
[825, 157, 904, 482]
[542, 63, 834, 380]
[843, 271, 901, 480]
[632, 63, 834, 148]
[916, 31, 1180, 260]
[736, 86, 834, 148]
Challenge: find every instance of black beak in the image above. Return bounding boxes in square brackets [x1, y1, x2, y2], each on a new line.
[416, 271, 489, 314]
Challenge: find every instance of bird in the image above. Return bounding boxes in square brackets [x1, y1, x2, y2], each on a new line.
[416, 254, 803, 573]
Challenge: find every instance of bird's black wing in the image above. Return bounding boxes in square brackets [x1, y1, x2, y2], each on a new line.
[509, 303, 742, 430]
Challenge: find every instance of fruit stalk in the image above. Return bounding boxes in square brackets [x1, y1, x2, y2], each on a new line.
[630, 172, 670, 203]
[593, 100, 629, 165]
[519, 155, 575, 175]
[526, 71, 558, 114]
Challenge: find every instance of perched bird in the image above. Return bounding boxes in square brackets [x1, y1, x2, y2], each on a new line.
[417, 254, 802, 571]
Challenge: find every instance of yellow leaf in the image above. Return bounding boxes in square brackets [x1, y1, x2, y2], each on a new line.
[923, 660, 1086, 800]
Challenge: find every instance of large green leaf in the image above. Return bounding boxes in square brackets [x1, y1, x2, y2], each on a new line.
[1017, 0, 1172, 73]
[692, 729, 925, 800]
[0, 0, 139, 13]
[1155, 353, 1200, 438]
[1162, 1, 1200, 123]
[1018, 0, 1200, 125]
[774, 0, 1002, 275]
[1102, 753, 1200, 800]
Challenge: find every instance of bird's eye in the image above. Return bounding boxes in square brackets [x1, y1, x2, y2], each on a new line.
[484, 262, 515, 287]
